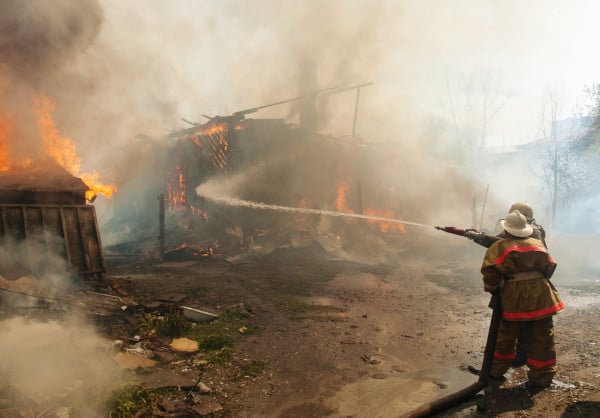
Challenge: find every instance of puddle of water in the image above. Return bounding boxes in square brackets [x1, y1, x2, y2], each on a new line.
[327, 367, 479, 417]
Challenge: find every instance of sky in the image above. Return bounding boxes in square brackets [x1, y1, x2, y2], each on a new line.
[3, 1, 600, 157]
[92, 0, 600, 148]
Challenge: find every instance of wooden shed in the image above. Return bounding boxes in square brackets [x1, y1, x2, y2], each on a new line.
[0, 161, 105, 278]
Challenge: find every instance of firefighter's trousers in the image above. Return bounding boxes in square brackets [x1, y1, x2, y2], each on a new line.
[490, 316, 556, 387]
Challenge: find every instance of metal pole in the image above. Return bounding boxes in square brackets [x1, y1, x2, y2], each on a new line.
[356, 180, 363, 214]
[479, 185, 489, 231]
[352, 87, 362, 137]
[158, 194, 165, 259]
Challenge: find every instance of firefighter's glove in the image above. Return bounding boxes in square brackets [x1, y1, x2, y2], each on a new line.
[483, 282, 497, 293]
[483, 278, 504, 294]
[465, 231, 479, 240]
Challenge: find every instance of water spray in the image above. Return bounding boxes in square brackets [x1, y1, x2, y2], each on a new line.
[197, 192, 435, 229]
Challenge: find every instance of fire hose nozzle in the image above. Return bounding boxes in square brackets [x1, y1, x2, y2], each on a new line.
[435, 226, 478, 237]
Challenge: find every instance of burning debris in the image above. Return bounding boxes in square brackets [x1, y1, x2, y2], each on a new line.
[0, 98, 115, 279]
[132, 82, 426, 263]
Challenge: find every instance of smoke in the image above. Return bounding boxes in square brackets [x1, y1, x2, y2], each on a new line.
[0, 0, 103, 160]
[0, 234, 123, 416]
[0, 234, 75, 300]
[0, 315, 123, 417]
[0, 0, 103, 83]
[0, 1, 596, 278]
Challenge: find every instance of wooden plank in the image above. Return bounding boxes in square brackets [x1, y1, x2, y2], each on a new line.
[4, 207, 25, 241]
[0, 207, 6, 236]
[82, 206, 105, 274]
[58, 207, 73, 267]
[91, 205, 107, 273]
[76, 207, 92, 272]
[0, 204, 105, 277]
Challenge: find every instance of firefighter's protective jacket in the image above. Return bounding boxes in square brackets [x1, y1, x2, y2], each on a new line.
[481, 235, 564, 321]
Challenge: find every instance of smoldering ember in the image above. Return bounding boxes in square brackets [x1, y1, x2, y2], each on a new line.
[0, 83, 599, 418]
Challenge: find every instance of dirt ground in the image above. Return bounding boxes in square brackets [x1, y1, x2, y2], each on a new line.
[100, 234, 600, 418]
[2, 232, 598, 417]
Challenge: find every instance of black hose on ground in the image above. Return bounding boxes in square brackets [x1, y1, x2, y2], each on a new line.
[401, 293, 502, 418]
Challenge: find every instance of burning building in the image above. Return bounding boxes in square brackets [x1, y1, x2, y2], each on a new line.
[135, 82, 417, 258]
[0, 98, 113, 279]
[0, 159, 106, 279]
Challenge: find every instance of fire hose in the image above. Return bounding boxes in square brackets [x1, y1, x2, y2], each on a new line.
[400, 292, 502, 418]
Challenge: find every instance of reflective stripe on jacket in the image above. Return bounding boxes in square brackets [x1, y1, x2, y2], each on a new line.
[481, 236, 564, 321]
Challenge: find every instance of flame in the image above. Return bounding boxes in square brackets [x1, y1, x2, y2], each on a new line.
[189, 205, 209, 220]
[34, 97, 81, 174]
[80, 172, 117, 201]
[167, 164, 186, 209]
[0, 110, 12, 171]
[335, 180, 405, 233]
[298, 197, 311, 208]
[33, 96, 116, 201]
[336, 181, 352, 213]
[188, 122, 231, 171]
[363, 207, 406, 233]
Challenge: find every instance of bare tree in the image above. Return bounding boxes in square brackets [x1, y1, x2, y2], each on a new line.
[536, 90, 589, 228]
[442, 70, 509, 151]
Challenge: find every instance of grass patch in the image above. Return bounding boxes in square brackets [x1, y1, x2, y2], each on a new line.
[107, 385, 152, 418]
[267, 293, 342, 320]
[136, 311, 190, 338]
[199, 333, 233, 351]
[185, 286, 207, 298]
[204, 346, 234, 363]
[219, 304, 253, 321]
[239, 360, 264, 378]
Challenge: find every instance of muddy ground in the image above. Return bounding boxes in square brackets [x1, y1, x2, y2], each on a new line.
[2, 233, 599, 417]
[100, 233, 600, 418]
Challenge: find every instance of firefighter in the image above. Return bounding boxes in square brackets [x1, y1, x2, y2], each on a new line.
[506, 201, 547, 247]
[481, 210, 564, 390]
[467, 201, 547, 368]
[467, 201, 547, 248]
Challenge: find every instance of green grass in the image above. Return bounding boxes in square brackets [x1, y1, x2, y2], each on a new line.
[239, 360, 265, 378]
[199, 333, 233, 351]
[107, 385, 152, 418]
[136, 311, 191, 338]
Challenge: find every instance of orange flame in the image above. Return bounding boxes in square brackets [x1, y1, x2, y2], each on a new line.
[80, 172, 116, 201]
[167, 164, 187, 209]
[33, 97, 116, 201]
[190, 205, 209, 220]
[0, 110, 13, 171]
[335, 180, 405, 233]
[363, 208, 406, 233]
[298, 197, 311, 208]
[188, 122, 231, 171]
[336, 182, 352, 213]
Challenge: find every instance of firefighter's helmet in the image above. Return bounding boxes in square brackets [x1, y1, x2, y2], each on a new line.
[501, 210, 533, 237]
[508, 202, 533, 221]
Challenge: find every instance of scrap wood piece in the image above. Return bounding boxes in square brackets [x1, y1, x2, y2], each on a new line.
[113, 352, 157, 369]
[192, 400, 224, 416]
[169, 337, 199, 353]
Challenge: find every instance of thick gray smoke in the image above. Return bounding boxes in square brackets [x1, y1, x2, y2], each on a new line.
[0, 0, 103, 160]
[0, 0, 103, 82]
[0, 0, 596, 281]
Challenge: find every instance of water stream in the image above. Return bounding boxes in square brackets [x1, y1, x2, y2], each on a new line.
[197, 193, 434, 229]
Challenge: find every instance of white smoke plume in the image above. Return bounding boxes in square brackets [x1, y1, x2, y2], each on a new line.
[0, 0, 597, 278]
[0, 315, 123, 417]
